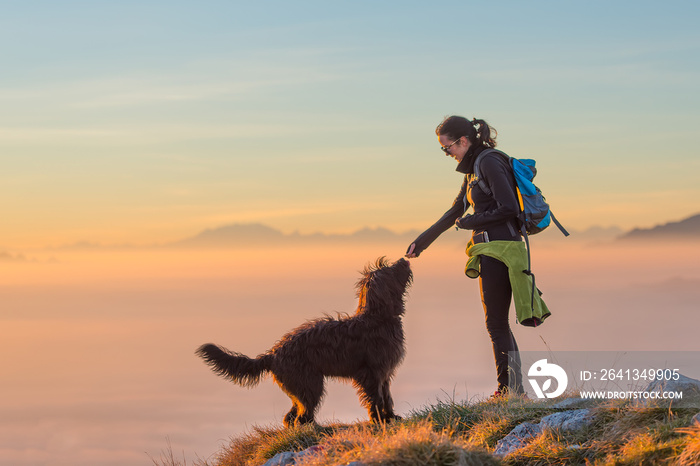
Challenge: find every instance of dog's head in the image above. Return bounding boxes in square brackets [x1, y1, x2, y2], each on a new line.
[356, 257, 413, 317]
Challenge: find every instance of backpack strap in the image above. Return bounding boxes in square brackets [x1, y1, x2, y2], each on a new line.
[473, 148, 519, 237]
[472, 148, 510, 197]
[550, 211, 570, 236]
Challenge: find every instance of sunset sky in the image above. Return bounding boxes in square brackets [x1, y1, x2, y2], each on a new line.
[1, 1, 699, 249]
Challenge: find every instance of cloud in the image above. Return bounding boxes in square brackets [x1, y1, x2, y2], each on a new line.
[0, 251, 29, 262]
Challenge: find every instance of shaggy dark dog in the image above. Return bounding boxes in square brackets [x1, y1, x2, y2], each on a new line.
[196, 257, 412, 427]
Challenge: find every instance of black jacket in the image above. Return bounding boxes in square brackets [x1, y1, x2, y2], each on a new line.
[409, 145, 520, 257]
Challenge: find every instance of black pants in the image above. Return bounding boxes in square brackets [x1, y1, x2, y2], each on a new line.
[479, 255, 523, 393]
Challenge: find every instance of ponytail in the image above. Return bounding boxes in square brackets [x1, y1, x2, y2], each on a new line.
[470, 118, 497, 148]
[436, 115, 497, 148]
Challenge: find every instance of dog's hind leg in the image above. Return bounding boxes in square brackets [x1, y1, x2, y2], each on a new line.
[283, 404, 299, 428]
[274, 372, 324, 427]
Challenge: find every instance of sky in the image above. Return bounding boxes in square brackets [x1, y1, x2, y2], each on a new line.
[1, 1, 699, 249]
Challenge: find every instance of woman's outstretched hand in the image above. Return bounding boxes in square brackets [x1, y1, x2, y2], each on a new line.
[405, 243, 418, 259]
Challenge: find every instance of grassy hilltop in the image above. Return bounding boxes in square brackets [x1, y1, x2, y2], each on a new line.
[154, 395, 700, 466]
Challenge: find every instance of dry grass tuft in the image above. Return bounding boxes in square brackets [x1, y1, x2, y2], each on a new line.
[295, 420, 499, 466]
[502, 429, 583, 466]
[214, 422, 330, 466]
[463, 413, 511, 450]
[674, 424, 700, 466]
[411, 392, 562, 453]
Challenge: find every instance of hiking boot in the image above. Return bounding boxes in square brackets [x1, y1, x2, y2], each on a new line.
[489, 386, 528, 400]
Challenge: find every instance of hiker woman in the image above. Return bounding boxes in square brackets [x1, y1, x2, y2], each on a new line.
[405, 115, 524, 397]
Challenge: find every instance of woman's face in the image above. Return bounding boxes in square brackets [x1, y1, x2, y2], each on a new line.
[438, 134, 471, 162]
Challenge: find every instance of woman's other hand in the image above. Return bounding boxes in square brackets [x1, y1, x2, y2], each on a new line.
[455, 214, 473, 230]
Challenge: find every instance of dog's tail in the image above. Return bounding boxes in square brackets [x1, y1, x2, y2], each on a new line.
[196, 343, 272, 387]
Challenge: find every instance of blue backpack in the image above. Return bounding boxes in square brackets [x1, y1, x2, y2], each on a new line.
[473, 148, 569, 238]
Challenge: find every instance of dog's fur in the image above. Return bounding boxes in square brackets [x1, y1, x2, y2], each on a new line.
[196, 257, 412, 427]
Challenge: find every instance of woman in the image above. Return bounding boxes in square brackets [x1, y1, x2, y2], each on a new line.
[405, 115, 524, 397]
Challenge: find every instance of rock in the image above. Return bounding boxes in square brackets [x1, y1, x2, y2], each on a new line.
[260, 451, 296, 466]
[494, 409, 594, 457]
[641, 373, 700, 408]
[296, 445, 323, 460]
[551, 397, 594, 409]
[692, 412, 700, 427]
[645, 373, 700, 394]
[493, 422, 542, 456]
[540, 409, 594, 432]
[259, 445, 325, 466]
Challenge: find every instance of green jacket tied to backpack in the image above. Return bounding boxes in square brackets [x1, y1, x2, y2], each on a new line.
[466, 239, 551, 327]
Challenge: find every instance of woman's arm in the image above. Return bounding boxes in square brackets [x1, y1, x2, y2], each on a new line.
[406, 177, 469, 258]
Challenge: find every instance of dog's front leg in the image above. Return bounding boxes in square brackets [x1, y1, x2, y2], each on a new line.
[380, 379, 401, 421]
[354, 374, 386, 423]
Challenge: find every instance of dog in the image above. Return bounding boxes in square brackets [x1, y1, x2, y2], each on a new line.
[196, 257, 412, 427]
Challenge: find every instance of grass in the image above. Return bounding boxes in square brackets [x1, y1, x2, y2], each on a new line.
[212, 419, 498, 466]
[156, 394, 700, 466]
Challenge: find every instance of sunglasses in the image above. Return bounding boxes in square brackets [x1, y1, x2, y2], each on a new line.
[440, 137, 462, 154]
